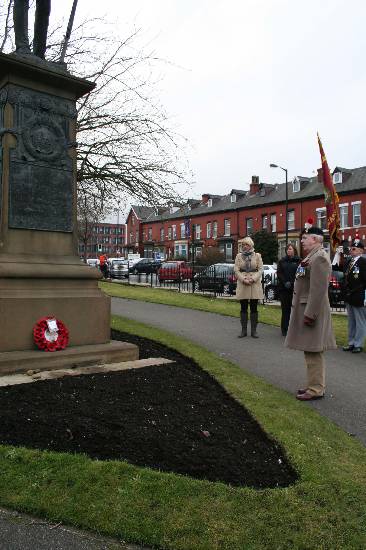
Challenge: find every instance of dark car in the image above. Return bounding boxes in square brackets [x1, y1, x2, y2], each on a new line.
[130, 258, 162, 274]
[328, 269, 345, 306]
[263, 268, 346, 306]
[194, 263, 237, 294]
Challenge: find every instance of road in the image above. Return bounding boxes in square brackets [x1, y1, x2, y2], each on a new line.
[112, 297, 366, 446]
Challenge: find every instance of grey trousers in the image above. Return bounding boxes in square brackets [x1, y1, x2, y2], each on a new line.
[346, 304, 366, 348]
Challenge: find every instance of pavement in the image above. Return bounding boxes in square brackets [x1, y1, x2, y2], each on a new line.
[0, 507, 150, 550]
[111, 297, 366, 447]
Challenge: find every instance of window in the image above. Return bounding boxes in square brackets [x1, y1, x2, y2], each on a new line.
[129, 232, 134, 244]
[207, 198, 213, 207]
[262, 214, 268, 229]
[168, 227, 172, 240]
[339, 204, 348, 229]
[246, 217, 253, 235]
[180, 223, 186, 239]
[292, 178, 300, 192]
[270, 213, 276, 232]
[206, 222, 212, 238]
[132, 217, 135, 226]
[231, 193, 236, 203]
[172, 225, 177, 239]
[175, 243, 187, 258]
[160, 228, 164, 241]
[148, 228, 152, 240]
[212, 221, 218, 238]
[195, 224, 201, 239]
[288, 210, 295, 230]
[224, 219, 231, 236]
[195, 246, 202, 258]
[316, 208, 326, 230]
[333, 172, 342, 184]
[352, 202, 361, 226]
[219, 242, 232, 261]
[135, 230, 139, 243]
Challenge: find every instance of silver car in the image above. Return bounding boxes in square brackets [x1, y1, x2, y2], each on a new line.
[109, 259, 129, 279]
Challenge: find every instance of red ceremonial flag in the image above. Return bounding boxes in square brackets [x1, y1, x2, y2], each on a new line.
[317, 133, 341, 251]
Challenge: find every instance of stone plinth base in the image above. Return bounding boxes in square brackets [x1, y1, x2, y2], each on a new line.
[0, 276, 111, 352]
[0, 340, 139, 375]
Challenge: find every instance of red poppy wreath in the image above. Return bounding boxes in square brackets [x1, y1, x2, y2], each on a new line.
[33, 316, 69, 352]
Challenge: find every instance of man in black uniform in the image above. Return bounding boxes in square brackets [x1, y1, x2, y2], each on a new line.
[341, 238, 366, 353]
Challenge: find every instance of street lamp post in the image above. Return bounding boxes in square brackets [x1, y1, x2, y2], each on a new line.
[270, 163, 288, 247]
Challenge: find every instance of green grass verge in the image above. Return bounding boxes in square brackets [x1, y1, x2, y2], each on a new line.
[0, 316, 365, 549]
[101, 281, 350, 346]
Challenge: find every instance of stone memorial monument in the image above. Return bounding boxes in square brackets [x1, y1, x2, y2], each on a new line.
[0, 4, 138, 371]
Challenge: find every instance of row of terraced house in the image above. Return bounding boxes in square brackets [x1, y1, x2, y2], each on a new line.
[123, 165, 366, 262]
[79, 165, 366, 261]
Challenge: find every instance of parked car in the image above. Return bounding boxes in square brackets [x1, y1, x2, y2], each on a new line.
[130, 258, 163, 274]
[194, 263, 237, 294]
[158, 261, 193, 282]
[263, 268, 346, 305]
[328, 269, 345, 306]
[86, 258, 100, 268]
[264, 276, 280, 301]
[262, 264, 277, 284]
[109, 259, 129, 279]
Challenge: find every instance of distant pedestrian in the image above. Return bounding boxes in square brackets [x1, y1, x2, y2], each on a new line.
[285, 221, 336, 401]
[234, 237, 263, 338]
[339, 238, 366, 353]
[99, 254, 108, 279]
[277, 244, 301, 336]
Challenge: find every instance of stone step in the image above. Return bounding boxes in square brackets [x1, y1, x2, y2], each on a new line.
[0, 357, 174, 387]
[0, 340, 139, 375]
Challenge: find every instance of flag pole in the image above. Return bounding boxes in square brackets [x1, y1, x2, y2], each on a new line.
[59, 0, 79, 63]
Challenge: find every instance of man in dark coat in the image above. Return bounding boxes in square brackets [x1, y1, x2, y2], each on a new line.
[341, 239, 366, 353]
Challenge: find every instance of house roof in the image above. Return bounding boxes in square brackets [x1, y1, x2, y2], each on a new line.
[134, 165, 366, 224]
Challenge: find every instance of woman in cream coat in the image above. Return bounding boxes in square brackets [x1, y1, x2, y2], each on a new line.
[234, 237, 264, 338]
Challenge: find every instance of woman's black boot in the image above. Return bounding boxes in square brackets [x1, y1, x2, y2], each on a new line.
[238, 311, 248, 338]
[250, 312, 259, 338]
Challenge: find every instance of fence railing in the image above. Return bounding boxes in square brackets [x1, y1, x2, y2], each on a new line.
[105, 264, 346, 311]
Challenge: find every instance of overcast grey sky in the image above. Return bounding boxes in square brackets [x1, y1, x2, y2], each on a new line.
[55, 0, 366, 197]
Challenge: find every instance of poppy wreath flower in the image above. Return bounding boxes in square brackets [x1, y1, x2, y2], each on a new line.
[33, 316, 69, 352]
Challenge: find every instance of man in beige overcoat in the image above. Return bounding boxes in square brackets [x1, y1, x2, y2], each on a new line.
[285, 225, 336, 401]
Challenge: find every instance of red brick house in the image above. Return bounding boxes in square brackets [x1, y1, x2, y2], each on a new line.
[124, 166, 366, 261]
[79, 221, 126, 259]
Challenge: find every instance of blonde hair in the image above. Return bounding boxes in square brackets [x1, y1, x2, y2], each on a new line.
[239, 236, 254, 249]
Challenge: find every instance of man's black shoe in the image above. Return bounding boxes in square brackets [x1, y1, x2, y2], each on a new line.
[343, 345, 354, 351]
[351, 347, 362, 353]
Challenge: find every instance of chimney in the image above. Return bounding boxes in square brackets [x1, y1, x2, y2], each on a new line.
[201, 193, 210, 204]
[250, 175, 260, 195]
[317, 168, 323, 183]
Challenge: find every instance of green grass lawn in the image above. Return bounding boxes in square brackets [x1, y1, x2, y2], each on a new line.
[0, 316, 365, 549]
[100, 281, 350, 346]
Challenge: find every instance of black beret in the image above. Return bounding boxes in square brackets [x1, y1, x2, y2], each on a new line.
[351, 239, 364, 249]
[301, 226, 324, 237]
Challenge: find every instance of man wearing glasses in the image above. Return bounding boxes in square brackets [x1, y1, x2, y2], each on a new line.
[341, 239, 366, 353]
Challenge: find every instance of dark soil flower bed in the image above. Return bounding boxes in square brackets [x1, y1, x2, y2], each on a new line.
[0, 330, 298, 489]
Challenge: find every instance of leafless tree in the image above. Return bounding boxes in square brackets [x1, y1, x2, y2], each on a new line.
[1, 8, 191, 215]
[0, 0, 13, 52]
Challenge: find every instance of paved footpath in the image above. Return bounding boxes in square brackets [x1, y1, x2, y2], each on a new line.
[112, 297, 366, 446]
[0, 507, 150, 550]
